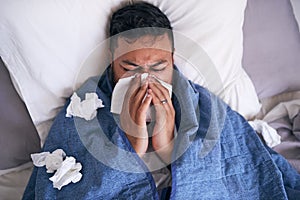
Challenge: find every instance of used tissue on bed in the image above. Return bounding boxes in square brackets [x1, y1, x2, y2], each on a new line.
[49, 156, 82, 190]
[249, 120, 281, 147]
[31, 149, 82, 190]
[111, 73, 172, 118]
[66, 92, 104, 120]
[31, 149, 66, 173]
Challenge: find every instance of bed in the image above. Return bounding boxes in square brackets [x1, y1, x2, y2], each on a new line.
[0, 0, 300, 199]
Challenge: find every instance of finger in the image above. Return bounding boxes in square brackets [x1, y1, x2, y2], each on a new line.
[130, 79, 149, 116]
[148, 89, 167, 134]
[132, 82, 150, 121]
[148, 76, 171, 99]
[148, 87, 174, 118]
[148, 81, 171, 106]
[123, 74, 141, 116]
[147, 88, 161, 105]
[136, 94, 152, 125]
[118, 75, 139, 127]
[125, 74, 141, 100]
[133, 80, 149, 107]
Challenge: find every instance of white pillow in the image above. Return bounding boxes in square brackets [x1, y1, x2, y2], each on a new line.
[145, 0, 260, 119]
[0, 0, 124, 144]
[0, 0, 261, 145]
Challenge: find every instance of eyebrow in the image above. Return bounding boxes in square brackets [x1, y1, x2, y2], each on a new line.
[121, 60, 167, 68]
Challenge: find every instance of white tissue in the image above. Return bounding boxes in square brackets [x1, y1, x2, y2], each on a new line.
[49, 157, 83, 190]
[111, 73, 172, 115]
[31, 152, 50, 167]
[248, 120, 281, 148]
[31, 149, 66, 173]
[31, 149, 82, 190]
[66, 92, 104, 120]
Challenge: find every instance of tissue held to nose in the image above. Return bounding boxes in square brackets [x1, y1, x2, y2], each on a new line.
[111, 73, 172, 115]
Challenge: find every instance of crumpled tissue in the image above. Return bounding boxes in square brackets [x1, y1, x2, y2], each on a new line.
[111, 73, 172, 120]
[31, 149, 66, 173]
[49, 156, 82, 190]
[31, 149, 82, 190]
[248, 119, 281, 147]
[66, 92, 104, 120]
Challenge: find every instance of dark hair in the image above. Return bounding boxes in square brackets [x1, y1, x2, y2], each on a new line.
[109, 1, 174, 52]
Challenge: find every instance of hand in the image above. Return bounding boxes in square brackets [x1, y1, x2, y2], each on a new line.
[120, 74, 152, 156]
[148, 77, 175, 163]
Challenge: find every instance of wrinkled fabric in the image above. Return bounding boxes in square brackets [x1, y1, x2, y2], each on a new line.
[293, 112, 300, 140]
[23, 67, 300, 200]
[248, 119, 281, 147]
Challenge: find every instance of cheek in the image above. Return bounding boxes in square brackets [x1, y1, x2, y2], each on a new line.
[112, 63, 126, 83]
[165, 67, 174, 84]
[112, 63, 121, 82]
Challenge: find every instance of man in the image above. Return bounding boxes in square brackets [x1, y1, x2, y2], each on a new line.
[23, 2, 300, 199]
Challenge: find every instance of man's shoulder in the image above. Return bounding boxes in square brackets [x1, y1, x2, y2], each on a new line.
[188, 80, 227, 108]
[188, 80, 209, 95]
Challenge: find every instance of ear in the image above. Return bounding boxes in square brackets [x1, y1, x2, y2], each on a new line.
[172, 48, 175, 64]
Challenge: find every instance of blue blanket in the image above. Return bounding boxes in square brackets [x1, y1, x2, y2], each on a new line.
[23, 67, 300, 200]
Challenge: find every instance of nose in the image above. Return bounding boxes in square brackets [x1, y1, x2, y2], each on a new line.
[138, 67, 150, 74]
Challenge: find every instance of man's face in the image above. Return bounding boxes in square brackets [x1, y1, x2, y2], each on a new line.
[111, 33, 174, 84]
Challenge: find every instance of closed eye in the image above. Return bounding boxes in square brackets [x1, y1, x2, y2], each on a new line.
[150, 60, 168, 72]
[120, 60, 168, 72]
[120, 61, 140, 71]
[151, 67, 166, 72]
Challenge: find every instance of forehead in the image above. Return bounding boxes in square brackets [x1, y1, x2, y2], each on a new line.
[113, 33, 173, 59]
